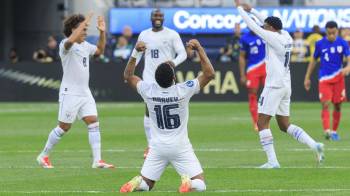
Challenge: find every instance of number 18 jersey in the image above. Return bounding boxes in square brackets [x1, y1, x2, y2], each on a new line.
[136, 79, 200, 148]
[137, 27, 186, 83]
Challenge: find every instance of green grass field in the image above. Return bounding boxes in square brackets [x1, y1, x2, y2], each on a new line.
[1, 102, 350, 195]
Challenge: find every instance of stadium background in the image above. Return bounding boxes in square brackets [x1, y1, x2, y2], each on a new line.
[1, 0, 350, 102]
[2, 0, 350, 195]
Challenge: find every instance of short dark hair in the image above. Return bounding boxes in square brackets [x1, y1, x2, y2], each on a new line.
[155, 62, 175, 88]
[63, 14, 85, 37]
[264, 16, 283, 30]
[325, 21, 338, 29]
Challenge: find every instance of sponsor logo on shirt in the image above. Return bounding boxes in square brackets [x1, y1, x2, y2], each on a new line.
[186, 80, 194, 87]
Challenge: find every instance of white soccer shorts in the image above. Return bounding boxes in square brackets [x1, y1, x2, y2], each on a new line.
[58, 93, 97, 123]
[141, 146, 203, 181]
[258, 86, 291, 117]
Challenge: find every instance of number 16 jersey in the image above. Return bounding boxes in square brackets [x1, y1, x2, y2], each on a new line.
[136, 79, 200, 149]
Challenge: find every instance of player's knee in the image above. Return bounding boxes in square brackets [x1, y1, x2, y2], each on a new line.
[321, 102, 330, 110]
[58, 122, 71, 132]
[334, 103, 341, 111]
[83, 116, 98, 125]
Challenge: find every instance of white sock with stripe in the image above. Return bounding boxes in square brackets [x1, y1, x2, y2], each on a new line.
[41, 126, 65, 156]
[287, 124, 317, 150]
[259, 129, 279, 164]
[88, 122, 101, 163]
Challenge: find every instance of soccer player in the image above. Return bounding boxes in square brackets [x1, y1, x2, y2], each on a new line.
[235, 0, 324, 168]
[119, 39, 214, 193]
[132, 9, 187, 158]
[239, 30, 266, 131]
[36, 13, 114, 168]
[304, 21, 350, 141]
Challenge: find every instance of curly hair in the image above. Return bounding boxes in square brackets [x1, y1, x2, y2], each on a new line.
[63, 14, 85, 37]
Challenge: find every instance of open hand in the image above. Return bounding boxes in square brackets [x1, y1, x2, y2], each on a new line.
[97, 16, 106, 32]
[304, 78, 311, 91]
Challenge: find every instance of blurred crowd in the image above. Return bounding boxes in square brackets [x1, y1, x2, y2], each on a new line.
[7, 24, 350, 65]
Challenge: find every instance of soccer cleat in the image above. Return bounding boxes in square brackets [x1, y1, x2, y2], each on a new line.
[258, 162, 280, 169]
[314, 142, 325, 164]
[120, 176, 142, 193]
[143, 147, 150, 159]
[179, 175, 192, 193]
[92, 160, 114, 168]
[37, 155, 54, 168]
[324, 131, 331, 140]
[330, 132, 340, 141]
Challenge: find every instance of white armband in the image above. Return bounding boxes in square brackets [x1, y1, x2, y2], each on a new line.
[131, 48, 143, 59]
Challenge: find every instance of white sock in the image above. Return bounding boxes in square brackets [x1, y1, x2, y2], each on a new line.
[136, 179, 149, 191]
[144, 116, 152, 145]
[287, 124, 317, 150]
[259, 129, 279, 164]
[191, 179, 206, 192]
[88, 122, 101, 163]
[41, 126, 65, 156]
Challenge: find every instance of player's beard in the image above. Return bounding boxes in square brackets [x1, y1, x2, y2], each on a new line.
[152, 20, 163, 30]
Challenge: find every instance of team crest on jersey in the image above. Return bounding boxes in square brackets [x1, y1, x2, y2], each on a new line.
[330, 47, 335, 53]
[337, 46, 343, 53]
[256, 39, 261, 45]
[186, 80, 194, 87]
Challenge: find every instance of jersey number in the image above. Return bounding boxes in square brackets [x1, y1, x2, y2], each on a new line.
[83, 57, 87, 67]
[324, 53, 329, 62]
[151, 49, 159, 59]
[284, 51, 291, 69]
[154, 104, 180, 129]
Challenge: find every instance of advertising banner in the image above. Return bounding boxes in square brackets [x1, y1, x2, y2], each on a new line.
[109, 7, 350, 34]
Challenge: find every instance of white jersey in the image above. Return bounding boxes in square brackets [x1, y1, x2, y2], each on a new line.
[59, 38, 97, 96]
[136, 79, 200, 149]
[137, 27, 187, 82]
[238, 7, 293, 88]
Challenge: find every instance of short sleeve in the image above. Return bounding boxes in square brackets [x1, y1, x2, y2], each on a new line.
[343, 40, 350, 57]
[313, 41, 321, 59]
[86, 42, 97, 56]
[180, 79, 200, 99]
[136, 81, 150, 100]
[239, 38, 248, 53]
[59, 39, 69, 57]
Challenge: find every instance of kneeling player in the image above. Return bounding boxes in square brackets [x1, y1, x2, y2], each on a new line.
[120, 39, 214, 193]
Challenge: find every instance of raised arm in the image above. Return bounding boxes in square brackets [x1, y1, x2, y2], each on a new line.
[94, 16, 106, 56]
[124, 42, 145, 90]
[64, 13, 93, 50]
[186, 39, 215, 89]
[171, 33, 187, 66]
[250, 8, 267, 24]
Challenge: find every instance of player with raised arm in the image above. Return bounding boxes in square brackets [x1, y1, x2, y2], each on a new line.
[235, 0, 324, 168]
[36, 13, 114, 168]
[119, 39, 214, 193]
[239, 29, 266, 131]
[131, 9, 187, 159]
[304, 21, 350, 141]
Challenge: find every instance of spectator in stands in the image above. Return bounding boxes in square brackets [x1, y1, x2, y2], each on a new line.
[45, 36, 59, 61]
[340, 27, 350, 45]
[122, 26, 133, 43]
[306, 25, 322, 60]
[291, 29, 309, 62]
[9, 48, 19, 64]
[230, 23, 241, 62]
[33, 48, 53, 63]
[219, 23, 241, 62]
[113, 36, 132, 62]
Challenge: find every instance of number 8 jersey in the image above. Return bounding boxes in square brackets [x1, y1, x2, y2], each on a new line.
[136, 79, 200, 148]
[136, 27, 186, 83]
